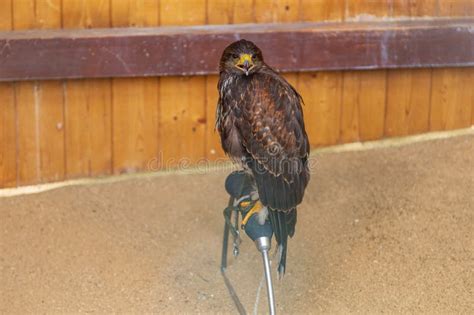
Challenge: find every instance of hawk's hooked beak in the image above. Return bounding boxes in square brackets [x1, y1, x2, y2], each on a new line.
[236, 53, 254, 76]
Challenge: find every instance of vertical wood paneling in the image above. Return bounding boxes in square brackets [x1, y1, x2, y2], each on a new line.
[206, 0, 257, 26]
[63, 0, 112, 178]
[206, 1, 233, 25]
[15, 81, 65, 183]
[0, 83, 16, 188]
[0, 0, 16, 188]
[438, 0, 473, 16]
[386, 69, 432, 135]
[340, 71, 360, 143]
[341, 71, 386, 142]
[13, 0, 61, 29]
[62, 0, 110, 28]
[159, 0, 207, 166]
[204, 75, 224, 160]
[385, 1, 435, 137]
[254, 0, 300, 22]
[345, 1, 392, 19]
[430, 68, 473, 130]
[301, 0, 345, 21]
[37, 81, 65, 181]
[342, 1, 390, 142]
[430, 0, 474, 131]
[1, 0, 473, 188]
[391, 0, 438, 16]
[299, 72, 343, 146]
[111, 0, 161, 27]
[13, 0, 65, 185]
[0, 0, 13, 29]
[63, 80, 112, 177]
[230, 0, 255, 24]
[299, 0, 344, 147]
[112, 78, 159, 172]
[14, 82, 39, 184]
[111, 1, 160, 173]
[12, 0, 39, 185]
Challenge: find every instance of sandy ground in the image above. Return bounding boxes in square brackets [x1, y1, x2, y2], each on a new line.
[0, 135, 473, 314]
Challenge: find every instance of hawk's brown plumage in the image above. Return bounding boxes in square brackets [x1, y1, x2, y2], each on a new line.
[216, 39, 310, 274]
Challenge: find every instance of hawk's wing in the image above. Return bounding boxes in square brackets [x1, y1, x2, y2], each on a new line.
[235, 69, 310, 211]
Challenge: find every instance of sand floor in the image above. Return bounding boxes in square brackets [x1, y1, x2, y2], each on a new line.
[0, 134, 473, 314]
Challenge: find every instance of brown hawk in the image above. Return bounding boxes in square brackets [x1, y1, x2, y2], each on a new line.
[216, 39, 310, 275]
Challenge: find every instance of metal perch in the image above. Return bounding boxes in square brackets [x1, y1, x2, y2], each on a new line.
[221, 171, 276, 315]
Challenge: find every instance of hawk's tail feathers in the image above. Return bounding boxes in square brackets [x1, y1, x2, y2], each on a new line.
[268, 208, 297, 277]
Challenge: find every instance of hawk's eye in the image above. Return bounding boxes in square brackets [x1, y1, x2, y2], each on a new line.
[231, 53, 239, 59]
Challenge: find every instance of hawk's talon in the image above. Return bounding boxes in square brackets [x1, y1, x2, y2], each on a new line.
[233, 246, 240, 257]
[232, 230, 242, 250]
[240, 200, 263, 228]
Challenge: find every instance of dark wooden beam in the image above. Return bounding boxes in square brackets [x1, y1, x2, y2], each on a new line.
[0, 18, 472, 81]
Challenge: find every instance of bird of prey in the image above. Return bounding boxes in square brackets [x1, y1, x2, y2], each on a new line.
[216, 39, 310, 275]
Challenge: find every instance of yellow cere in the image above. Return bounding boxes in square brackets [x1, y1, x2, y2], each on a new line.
[238, 53, 253, 65]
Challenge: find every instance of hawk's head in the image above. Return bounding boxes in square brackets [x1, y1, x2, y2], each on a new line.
[219, 39, 264, 76]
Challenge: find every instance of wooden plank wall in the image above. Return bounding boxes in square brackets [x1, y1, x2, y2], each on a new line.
[0, 0, 473, 188]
